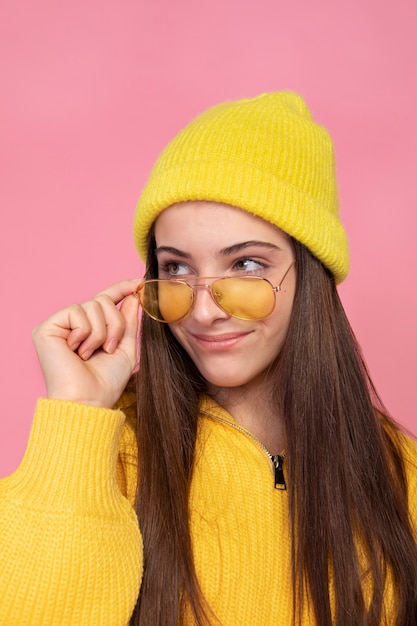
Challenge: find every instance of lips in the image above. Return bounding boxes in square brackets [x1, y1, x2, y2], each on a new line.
[191, 331, 252, 351]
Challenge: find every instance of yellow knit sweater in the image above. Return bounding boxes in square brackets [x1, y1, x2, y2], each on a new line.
[1, 390, 417, 625]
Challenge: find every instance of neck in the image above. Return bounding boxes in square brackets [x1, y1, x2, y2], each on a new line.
[207, 375, 286, 455]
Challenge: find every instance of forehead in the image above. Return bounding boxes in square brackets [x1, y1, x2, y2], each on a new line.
[154, 201, 290, 248]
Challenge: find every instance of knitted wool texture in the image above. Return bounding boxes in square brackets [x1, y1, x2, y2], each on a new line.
[2, 396, 417, 623]
[133, 91, 349, 283]
[0, 399, 143, 624]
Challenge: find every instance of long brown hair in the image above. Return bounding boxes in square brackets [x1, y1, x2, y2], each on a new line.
[131, 234, 417, 625]
[275, 240, 417, 625]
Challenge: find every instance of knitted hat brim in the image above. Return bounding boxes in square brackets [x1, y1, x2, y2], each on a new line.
[133, 159, 349, 284]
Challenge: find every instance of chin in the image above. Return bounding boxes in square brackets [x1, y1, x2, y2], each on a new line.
[201, 369, 263, 390]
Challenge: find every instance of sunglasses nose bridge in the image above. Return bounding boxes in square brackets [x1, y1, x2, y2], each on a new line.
[187, 279, 230, 317]
[188, 278, 221, 299]
[191, 277, 216, 288]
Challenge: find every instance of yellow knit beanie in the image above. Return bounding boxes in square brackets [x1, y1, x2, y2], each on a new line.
[133, 92, 349, 283]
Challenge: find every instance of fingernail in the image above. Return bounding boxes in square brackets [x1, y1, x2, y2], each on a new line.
[105, 338, 118, 354]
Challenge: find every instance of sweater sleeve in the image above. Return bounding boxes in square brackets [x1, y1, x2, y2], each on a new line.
[0, 399, 143, 625]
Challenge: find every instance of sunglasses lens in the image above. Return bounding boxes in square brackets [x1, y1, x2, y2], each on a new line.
[139, 277, 276, 322]
[212, 278, 275, 320]
[138, 281, 193, 322]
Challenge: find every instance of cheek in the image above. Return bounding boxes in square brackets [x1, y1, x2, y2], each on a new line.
[167, 323, 186, 350]
[266, 293, 295, 347]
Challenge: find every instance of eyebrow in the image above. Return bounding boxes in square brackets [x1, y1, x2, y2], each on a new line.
[155, 246, 192, 258]
[220, 240, 282, 255]
[155, 241, 282, 258]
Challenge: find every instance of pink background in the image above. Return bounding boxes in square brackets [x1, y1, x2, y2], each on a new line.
[1, 0, 416, 476]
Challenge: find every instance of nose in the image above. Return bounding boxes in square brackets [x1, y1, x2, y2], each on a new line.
[189, 283, 230, 323]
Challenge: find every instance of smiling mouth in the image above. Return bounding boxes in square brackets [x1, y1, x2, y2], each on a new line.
[192, 331, 252, 350]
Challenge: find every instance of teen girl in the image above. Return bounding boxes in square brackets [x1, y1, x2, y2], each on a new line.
[1, 92, 417, 625]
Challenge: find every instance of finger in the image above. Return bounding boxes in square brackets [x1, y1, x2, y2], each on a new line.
[65, 304, 94, 352]
[117, 293, 140, 355]
[34, 303, 94, 352]
[95, 279, 142, 306]
[90, 293, 128, 355]
[76, 291, 138, 359]
[32, 279, 142, 358]
[74, 300, 113, 360]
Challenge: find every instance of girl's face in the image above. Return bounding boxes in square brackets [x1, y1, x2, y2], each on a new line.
[154, 201, 296, 391]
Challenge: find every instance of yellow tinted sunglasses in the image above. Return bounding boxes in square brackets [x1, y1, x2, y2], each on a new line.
[137, 261, 295, 323]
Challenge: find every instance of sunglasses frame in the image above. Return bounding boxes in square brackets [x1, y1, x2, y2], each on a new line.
[137, 260, 295, 323]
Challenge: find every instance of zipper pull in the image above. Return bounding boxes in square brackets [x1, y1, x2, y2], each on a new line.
[271, 454, 286, 490]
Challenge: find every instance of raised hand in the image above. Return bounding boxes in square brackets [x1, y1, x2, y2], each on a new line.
[32, 279, 141, 408]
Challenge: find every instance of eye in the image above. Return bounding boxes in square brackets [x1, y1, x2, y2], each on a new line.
[233, 258, 266, 272]
[159, 261, 190, 277]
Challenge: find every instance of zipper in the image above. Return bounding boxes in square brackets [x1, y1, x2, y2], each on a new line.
[200, 409, 287, 491]
[271, 454, 286, 490]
